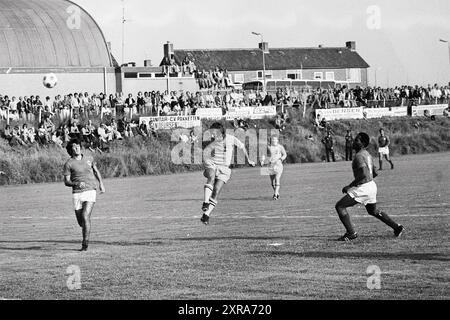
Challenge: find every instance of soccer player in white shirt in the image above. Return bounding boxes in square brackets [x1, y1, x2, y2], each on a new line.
[260, 136, 287, 200]
[201, 123, 256, 225]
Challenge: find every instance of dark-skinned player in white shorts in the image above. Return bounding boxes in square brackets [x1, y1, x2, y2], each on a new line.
[335, 132, 404, 241]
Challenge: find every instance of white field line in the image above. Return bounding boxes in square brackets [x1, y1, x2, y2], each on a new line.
[5, 213, 450, 220]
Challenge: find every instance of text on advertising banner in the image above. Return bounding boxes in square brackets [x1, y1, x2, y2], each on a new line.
[315, 107, 364, 121]
[411, 104, 448, 117]
[139, 116, 201, 130]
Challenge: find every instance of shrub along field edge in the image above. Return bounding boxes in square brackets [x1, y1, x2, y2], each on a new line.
[1, 109, 449, 186]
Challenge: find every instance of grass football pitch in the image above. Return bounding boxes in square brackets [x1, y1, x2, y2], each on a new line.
[0, 152, 449, 300]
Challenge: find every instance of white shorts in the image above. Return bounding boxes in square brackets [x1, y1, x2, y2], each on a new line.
[347, 181, 377, 205]
[378, 147, 389, 156]
[204, 163, 232, 184]
[268, 161, 283, 176]
[72, 190, 97, 211]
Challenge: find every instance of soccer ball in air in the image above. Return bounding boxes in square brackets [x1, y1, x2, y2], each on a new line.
[43, 73, 58, 89]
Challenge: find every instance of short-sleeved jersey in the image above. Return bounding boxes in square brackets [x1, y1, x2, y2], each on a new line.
[204, 135, 245, 167]
[63, 155, 97, 194]
[268, 145, 287, 164]
[378, 135, 390, 148]
[352, 150, 375, 184]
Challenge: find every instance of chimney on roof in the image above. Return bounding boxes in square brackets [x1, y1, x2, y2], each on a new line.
[259, 42, 269, 54]
[144, 60, 152, 67]
[318, 44, 323, 48]
[346, 41, 356, 51]
[164, 41, 174, 59]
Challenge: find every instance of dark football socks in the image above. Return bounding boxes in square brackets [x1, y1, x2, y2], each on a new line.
[339, 213, 356, 235]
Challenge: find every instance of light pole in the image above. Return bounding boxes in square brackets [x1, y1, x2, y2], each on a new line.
[252, 32, 266, 90]
[439, 39, 450, 72]
[440, 39, 450, 62]
[121, 0, 126, 65]
[121, 0, 133, 65]
[374, 67, 378, 87]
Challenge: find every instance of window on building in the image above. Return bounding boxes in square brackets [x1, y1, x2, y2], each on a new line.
[347, 69, 361, 82]
[139, 73, 153, 78]
[257, 71, 273, 79]
[286, 70, 302, 80]
[124, 72, 138, 79]
[234, 74, 244, 83]
[325, 72, 335, 81]
[314, 72, 323, 80]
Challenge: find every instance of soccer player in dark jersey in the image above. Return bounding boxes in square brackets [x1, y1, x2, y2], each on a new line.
[345, 130, 354, 161]
[321, 131, 336, 162]
[378, 129, 394, 170]
[63, 139, 105, 251]
[335, 132, 404, 241]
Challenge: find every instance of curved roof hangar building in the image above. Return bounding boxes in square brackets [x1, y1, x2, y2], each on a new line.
[0, 0, 112, 68]
[0, 0, 117, 96]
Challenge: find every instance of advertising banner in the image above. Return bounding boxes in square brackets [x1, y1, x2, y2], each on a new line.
[140, 116, 201, 130]
[251, 106, 277, 119]
[194, 108, 224, 119]
[225, 107, 253, 120]
[363, 107, 408, 119]
[315, 107, 364, 121]
[412, 104, 448, 117]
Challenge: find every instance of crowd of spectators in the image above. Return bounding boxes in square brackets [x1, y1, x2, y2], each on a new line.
[2, 84, 449, 124]
[1, 82, 449, 148]
[194, 68, 234, 90]
[1, 112, 157, 150]
[162, 57, 233, 90]
[159, 58, 450, 109]
[269, 83, 450, 110]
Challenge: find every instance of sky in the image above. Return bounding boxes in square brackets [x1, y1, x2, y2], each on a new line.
[75, 0, 450, 87]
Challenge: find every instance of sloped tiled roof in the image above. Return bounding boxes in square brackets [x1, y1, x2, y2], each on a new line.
[174, 47, 370, 71]
[159, 56, 182, 67]
[0, 0, 112, 68]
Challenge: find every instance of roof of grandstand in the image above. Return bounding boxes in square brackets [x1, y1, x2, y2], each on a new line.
[0, 0, 113, 68]
[174, 47, 370, 71]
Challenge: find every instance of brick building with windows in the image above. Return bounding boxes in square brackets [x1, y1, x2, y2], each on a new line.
[173, 41, 370, 88]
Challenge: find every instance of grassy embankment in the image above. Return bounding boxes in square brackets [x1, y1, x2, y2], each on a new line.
[1, 108, 449, 185]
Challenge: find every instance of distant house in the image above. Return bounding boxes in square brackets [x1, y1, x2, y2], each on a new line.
[173, 42, 370, 88]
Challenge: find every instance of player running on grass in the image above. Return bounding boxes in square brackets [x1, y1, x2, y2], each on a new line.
[378, 128, 394, 170]
[200, 123, 256, 225]
[335, 132, 404, 241]
[63, 139, 105, 251]
[260, 135, 287, 200]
